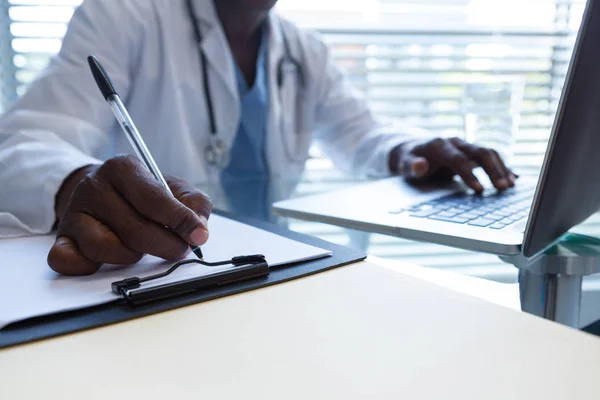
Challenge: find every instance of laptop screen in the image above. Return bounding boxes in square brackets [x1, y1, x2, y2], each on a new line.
[523, 0, 600, 257]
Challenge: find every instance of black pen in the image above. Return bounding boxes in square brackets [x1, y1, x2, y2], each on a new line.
[87, 55, 204, 259]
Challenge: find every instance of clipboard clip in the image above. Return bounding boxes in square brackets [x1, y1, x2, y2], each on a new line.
[111, 254, 269, 306]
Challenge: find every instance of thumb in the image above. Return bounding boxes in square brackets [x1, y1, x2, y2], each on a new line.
[400, 155, 430, 179]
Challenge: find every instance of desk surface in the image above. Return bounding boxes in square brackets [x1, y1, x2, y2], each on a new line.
[1, 259, 598, 400]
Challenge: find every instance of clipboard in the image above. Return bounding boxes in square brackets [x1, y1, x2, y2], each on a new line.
[0, 211, 366, 349]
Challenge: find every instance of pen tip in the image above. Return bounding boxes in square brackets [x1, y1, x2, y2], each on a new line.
[192, 246, 204, 260]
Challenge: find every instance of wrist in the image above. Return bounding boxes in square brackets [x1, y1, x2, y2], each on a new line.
[388, 144, 403, 175]
[54, 165, 98, 222]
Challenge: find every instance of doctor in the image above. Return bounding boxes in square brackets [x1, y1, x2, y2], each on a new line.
[0, 0, 515, 275]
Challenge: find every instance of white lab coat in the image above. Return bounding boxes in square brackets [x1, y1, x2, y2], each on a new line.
[0, 0, 423, 237]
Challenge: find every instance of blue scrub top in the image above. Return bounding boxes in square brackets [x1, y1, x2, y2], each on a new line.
[221, 26, 270, 219]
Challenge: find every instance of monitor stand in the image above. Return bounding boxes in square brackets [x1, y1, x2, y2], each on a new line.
[501, 234, 600, 328]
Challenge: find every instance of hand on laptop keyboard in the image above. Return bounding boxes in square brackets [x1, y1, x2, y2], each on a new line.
[389, 137, 517, 193]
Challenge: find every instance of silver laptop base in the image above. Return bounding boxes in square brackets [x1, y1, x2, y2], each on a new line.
[501, 234, 600, 328]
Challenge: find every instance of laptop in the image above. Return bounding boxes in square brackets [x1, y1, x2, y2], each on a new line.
[273, 0, 600, 259]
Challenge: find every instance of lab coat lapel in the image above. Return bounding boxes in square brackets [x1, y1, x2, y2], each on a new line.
[265, 15, 309, 180]
[190, 0, 240, 152]
[190, 0, 237, 106]
[265, 13, 289, 178]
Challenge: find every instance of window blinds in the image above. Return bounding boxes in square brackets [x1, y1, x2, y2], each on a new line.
[1, 0, 594, 283]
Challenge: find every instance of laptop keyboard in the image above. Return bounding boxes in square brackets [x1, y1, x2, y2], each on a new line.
[390, 187, 535, 230]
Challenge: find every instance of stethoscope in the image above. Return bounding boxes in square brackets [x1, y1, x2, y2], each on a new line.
[186, 0, 305, 168]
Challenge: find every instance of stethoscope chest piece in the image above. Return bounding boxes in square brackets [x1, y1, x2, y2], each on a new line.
[204, 136, 230, 168]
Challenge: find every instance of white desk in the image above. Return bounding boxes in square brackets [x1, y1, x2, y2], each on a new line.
[370, 255, 521, 310]
[1, 259, 598, 399]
